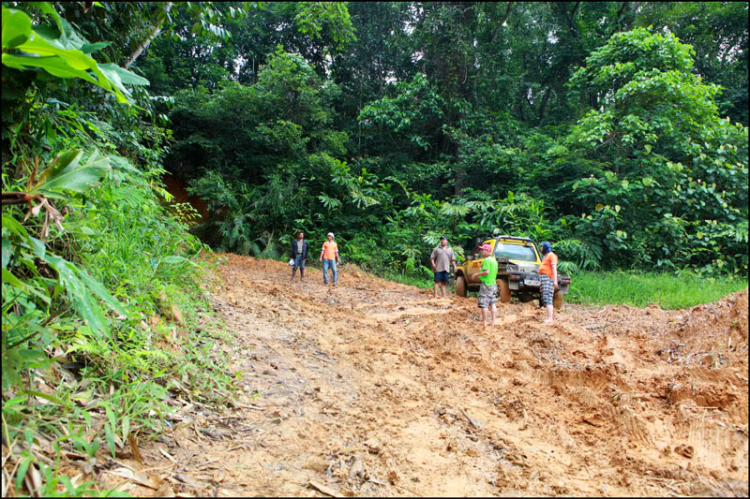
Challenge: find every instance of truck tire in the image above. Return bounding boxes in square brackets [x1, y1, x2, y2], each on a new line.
[553, 289, 564, 309]
[455, 275, 467, 298]
[498, 278, 511, 303]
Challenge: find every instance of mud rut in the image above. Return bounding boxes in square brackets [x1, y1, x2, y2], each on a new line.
[105, 255, 748, 497]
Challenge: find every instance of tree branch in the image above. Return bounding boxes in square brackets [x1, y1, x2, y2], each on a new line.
[124, 2, 173, 69]
[568, 1, 581, 27]
[616, 1, 628, 21]
[2, 192, 38, 205]
[610, 1, 630, 35]
[491, 2, 513, 43]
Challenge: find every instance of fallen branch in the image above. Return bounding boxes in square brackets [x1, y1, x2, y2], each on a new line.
[1, 191, 39, 205]
[308, 480, 342, 498]
[462, 409, 481, 428]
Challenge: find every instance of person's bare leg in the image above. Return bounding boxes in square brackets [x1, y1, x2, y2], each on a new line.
[490, 303, 497, 326]
[544, 304, 554, 323]
[481, 308, 488, 328]
[434, 282, 439, 298]
[441, 282, 448, 297]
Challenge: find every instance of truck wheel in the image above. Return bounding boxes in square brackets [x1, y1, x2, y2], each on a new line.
[455, 275, 467, 298]
[553, 289, 564, 309]
[498, 278, 511, 303]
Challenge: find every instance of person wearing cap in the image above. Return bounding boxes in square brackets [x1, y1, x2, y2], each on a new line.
[319, 232, 340, 285]
[430, 236, 457, 298]
[290, 231, 309, 281]
[471, 244, 498, 327]
[539, 241, 558, 323]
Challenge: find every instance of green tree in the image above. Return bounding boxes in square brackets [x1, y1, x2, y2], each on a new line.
[567, 28, 748, 272]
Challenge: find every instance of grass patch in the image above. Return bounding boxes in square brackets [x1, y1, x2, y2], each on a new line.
[378, 268, 747, 309]
[566, 270, 748, 309]
[382, 271, 435, 290]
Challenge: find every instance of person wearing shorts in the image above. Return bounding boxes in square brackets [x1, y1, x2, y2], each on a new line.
[539, 241, 558, 323]
[430, 236, 457, 298]
[471, 244, 498, 328]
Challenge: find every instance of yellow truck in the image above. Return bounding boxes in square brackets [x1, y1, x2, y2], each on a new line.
[454, 235, 570, 307]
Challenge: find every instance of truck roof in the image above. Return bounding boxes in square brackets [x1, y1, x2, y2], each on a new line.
[492, 235, 535, 243]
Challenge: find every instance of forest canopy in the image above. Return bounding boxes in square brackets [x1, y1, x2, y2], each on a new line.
[141, 1, 748, 277]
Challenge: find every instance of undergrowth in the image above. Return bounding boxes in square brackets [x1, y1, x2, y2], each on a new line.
[1, 6, 239, 495]
[565, 271, 748, 309]
[2, 159, 239, 496]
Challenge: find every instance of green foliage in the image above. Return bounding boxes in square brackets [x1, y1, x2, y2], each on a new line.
[161, 6, 747, 284]
[566, 270, 748, 310]
[359, 73, 448, 153]
[295, 1, 356, 50]
[567, 28, 748, 274]
[634, 2, 749, 125]
[2, 5, 149, 104]
[2, 5, 237, 496]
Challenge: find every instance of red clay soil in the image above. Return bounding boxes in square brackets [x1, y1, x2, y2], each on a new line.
[107, 255, 749, 497]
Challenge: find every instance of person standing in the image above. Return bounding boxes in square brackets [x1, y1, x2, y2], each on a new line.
[319, 232, 340, 285]
[539, 241, 558, 323]
[471, 244, 498, 328]
[430, 236, 457, 298]
[290, 231, 309, 281]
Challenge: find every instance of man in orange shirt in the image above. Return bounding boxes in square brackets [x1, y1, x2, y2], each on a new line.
[319, 232, 341, 285]
[539, 241, 558, 323]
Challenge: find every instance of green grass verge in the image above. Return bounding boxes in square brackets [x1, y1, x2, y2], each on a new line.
[382, 271, 435, 290]
[565, 270, 748, 309]
[380, 269, 746, 310]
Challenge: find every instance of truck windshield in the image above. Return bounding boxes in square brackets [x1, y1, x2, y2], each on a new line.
[494, 242, 537, 262]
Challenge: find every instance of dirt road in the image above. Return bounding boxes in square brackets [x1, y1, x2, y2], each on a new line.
[119, 255, 748, 496]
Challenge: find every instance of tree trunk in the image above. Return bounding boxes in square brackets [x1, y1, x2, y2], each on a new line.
[124, 2, 173, 69]
[538, 87, 551, 122]
[454, 164, 466, 197]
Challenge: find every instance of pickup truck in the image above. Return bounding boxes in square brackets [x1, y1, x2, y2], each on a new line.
[454, 235, 571, 308]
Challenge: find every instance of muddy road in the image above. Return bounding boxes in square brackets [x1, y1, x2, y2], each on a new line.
[117, 255, 748, 496]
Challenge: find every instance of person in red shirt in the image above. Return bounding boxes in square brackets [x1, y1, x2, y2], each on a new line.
[538, 241, 558, 323]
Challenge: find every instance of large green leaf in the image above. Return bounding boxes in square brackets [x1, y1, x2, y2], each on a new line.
[35, 150, 83, 186]
[12, 29, 123, 100]
[1, 237, 11, 269]
[1, 54, 100, 87]
[1, 8, 32, 48]
[42, 253, 107, 333]
[30, 150, 110, 198]
[2, 268, 26, 289]
[1, 214, 31, 240]
[14, 29, 100, 72]
[1, 7, 151, 103]
[99, 63, 149, 86]
[76, 266, 128, 318]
